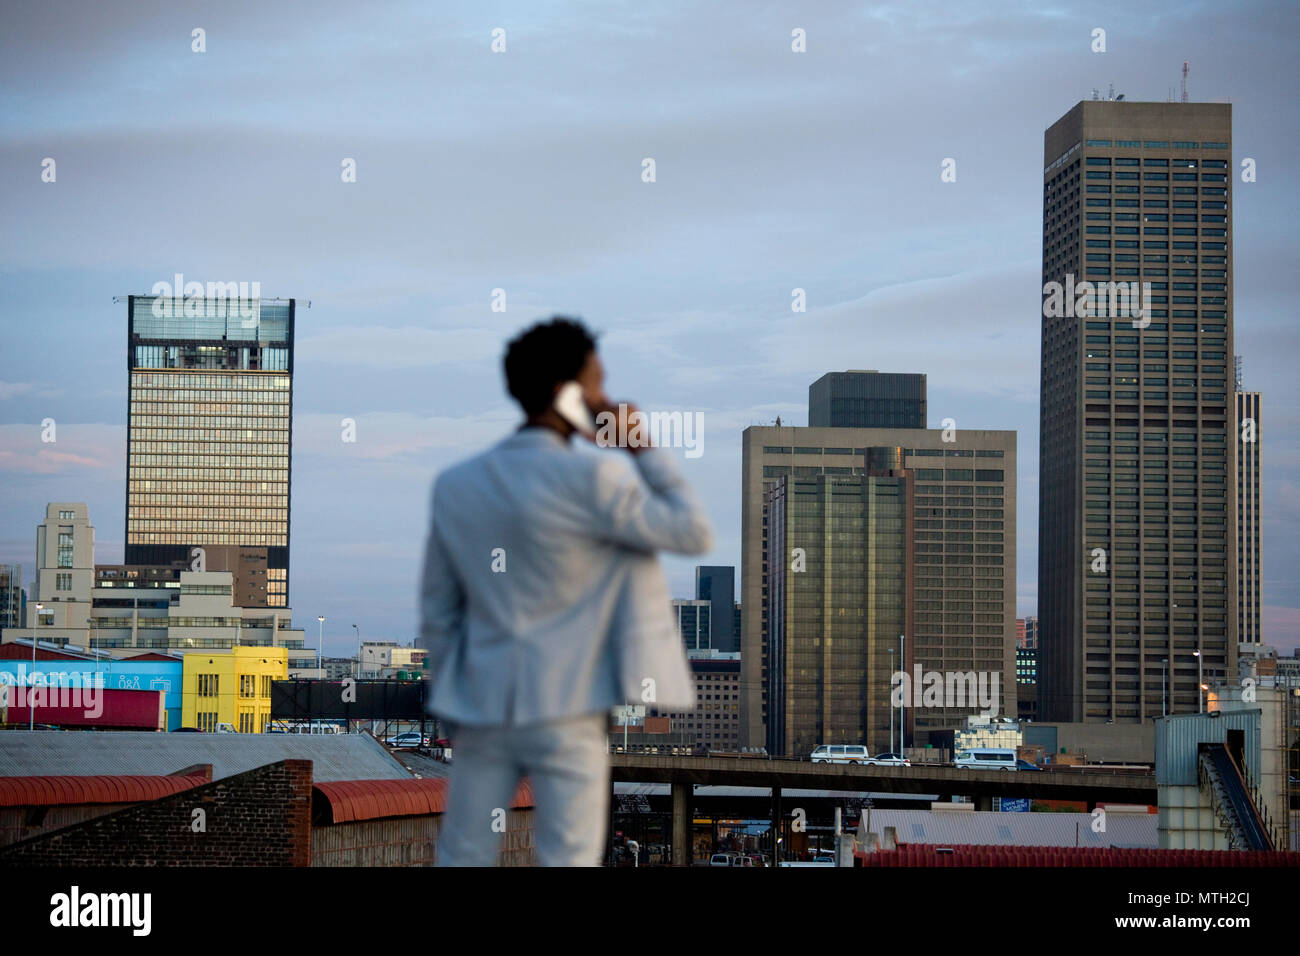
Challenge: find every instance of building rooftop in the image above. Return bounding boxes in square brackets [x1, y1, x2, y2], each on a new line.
[0, 731, 412, 783]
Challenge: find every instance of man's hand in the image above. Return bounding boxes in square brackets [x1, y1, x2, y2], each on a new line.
[589, 399, 654, 455]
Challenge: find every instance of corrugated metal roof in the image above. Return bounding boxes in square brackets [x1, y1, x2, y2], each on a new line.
[859, 844, 1299, 867]
[0, 731, 412, 783]
[0, 772, 207, 807]
[1156, 710, 1261, 786]
[857, 809, 1157, 848]
[313, 778, 534, 824]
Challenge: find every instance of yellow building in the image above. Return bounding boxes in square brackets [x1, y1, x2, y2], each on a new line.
[182, 646, 288, 733]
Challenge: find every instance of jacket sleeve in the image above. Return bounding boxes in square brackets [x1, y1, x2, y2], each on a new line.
[416, 481, 465, 681]
[589, 447, 714, 556]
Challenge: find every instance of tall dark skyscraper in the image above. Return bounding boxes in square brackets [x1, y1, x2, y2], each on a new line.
[695, 565, 738, 653]
[808, 371, 927, 429]
[124, 293, 295, 606]
[1038, 101, 1235, 723]
[1235, 389, 1261, 644]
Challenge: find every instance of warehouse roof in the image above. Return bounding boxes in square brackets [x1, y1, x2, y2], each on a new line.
[0, 771, 209, 807]
[0, 731, 412, 783]
[313, 777, 534, 824]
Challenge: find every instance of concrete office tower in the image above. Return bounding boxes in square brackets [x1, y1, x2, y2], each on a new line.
[741, 425, 1016, 753]
[808, 371, 927, 429]
[0, 565, 22, 630]
[124, 294, 295, 606]
[1235, 391, 1261, 644]
[32, 503, 95, 629]
[695, 566, 738, 653]
[1038, 102, 1235, 723]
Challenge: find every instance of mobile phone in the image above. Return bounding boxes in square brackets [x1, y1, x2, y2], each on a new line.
[553, 381, 597, 436]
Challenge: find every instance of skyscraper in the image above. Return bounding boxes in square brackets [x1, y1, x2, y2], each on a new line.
[1235, 389, 1261, 643]
[741, 420, 1016, 752]
[695, 565, 738, 653]
[808, 371, 927, 429]
[1038, 102, 1235, 722]
[124, 294, 295, 606]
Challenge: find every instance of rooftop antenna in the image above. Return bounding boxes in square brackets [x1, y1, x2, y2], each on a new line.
[1108, 82, 1115, 101]
[1090, 88, 1100, 101]
[1182, 60, 1189, 103]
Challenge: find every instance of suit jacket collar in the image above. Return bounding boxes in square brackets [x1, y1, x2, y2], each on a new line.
[501, 426, 571, 451]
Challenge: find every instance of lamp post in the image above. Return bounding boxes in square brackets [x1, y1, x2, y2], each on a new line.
[1193, 649, 1203, 714]
[316, 616, 325, 677]
[888, 647, 895, 757]
[353, 624, 361, 677]
[31, 602, 43, 730]
[897, 634, 905, 757]
[1162, 658, 1168, 717]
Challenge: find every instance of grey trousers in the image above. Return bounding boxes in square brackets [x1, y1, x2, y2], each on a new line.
[434, 712, 610, 867]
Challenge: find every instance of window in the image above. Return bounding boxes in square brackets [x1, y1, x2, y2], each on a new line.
[58, 532, 74, 568]
[56, 573, 72, 591]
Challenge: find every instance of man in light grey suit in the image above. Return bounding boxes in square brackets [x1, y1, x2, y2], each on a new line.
[419, 317, 713, 866]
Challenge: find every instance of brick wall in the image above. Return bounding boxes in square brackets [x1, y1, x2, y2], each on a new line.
[0, 760, 312, 867]
[312, 808, 535, 866]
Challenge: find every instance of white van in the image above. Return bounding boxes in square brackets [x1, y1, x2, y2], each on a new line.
[954, 748, 1018, 771]
[810, 744, 870, 764]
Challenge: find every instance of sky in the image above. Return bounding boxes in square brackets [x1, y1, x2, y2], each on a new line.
[2, 0, 1298, 657]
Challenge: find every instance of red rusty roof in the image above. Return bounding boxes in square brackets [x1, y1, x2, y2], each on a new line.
[0, 773, 208, 807]
[312, 777, 535, 824]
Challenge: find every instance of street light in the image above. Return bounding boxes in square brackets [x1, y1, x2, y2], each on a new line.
[1193, 649, 1203, 714]
[316, 616, 325, 677]
[353, 624, 361, 677]
[888, 647, 895, 757]
[31, 603, 43, 730]
[897, 634, 906, 757]
[1162, 658, 1168, 718]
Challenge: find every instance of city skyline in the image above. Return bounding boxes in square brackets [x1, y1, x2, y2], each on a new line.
[3, 2, 1298, 657]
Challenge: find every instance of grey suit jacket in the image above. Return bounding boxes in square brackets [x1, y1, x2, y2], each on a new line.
[418, 427, 713, 727]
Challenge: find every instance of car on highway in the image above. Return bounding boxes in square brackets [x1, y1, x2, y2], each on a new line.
[864, 752, 911, 767]
[810, 744, 870, 764]
[1016, 759, 1043, 771]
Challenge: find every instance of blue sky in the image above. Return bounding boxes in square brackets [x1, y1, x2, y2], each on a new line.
[2, 0, 1298, 655]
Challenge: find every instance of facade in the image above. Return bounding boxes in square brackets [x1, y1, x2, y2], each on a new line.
[0, 565, 22, 630]
[672, 599, 712, 653]
[741, 423, 1017, 752]
[694, 566, 738, 653]
[808, 371, 927, 429]
[124, 294, 294, 606]
[1235, 391, 1261, 643]
[181, 645, 289, 732]
[765, 460, 908, 756]
[31, 503, 95, 630]
[1038, 101, 1236, 724]
[648, 654, 741, 751]
[1017, 615, 1039, 649]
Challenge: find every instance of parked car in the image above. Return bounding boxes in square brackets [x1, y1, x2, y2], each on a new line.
[865, 752, 911, 767]
[384, 732, 428, 748]
[810, 744, 870, 764]
[710, 852, 738, 867]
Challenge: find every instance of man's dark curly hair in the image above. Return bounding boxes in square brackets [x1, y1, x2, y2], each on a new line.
[503, 316, 598, 416]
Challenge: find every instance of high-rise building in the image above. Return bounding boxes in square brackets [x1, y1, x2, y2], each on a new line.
[32, 503, 95, 629]
[1235, 390, 1261, 643]
[694, 566, 738, 653]
[124, 294, 295, 605]
[765, 452, 909, 755]
[808, 371, 927, 429]
[672, 599, 713, 653]
[741, 422, 1017, 753]
[1038, 101, 1235, 722]
[1017, 615, 1039, 649]
[0, 565, 22, 630]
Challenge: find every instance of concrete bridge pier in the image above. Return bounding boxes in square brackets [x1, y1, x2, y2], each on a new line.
[671, 781, 690, 866]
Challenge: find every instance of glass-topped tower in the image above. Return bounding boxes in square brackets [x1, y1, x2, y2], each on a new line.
[124, 293, 294, 606]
